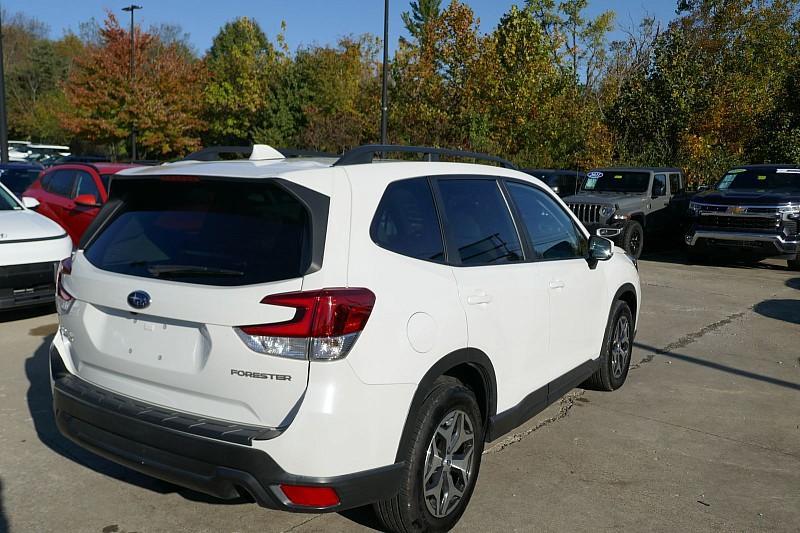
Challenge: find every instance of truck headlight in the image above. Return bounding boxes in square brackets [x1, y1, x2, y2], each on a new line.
[599, 205, 615, 218]
[688, 201, 701, 215]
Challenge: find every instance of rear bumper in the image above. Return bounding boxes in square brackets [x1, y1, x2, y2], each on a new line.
[0, 261, 58, 309]
[685, 230, 798, 257]
[51, 347, 404, 512]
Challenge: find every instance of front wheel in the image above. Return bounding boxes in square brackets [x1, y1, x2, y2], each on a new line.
[375, 377, 483, 533]
[622, 221, 644, 259]
[583, 300, 634, 392]
[789, 257, 800, 271]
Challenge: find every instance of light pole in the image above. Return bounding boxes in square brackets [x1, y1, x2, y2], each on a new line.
[122, 4, 142, 161]
[0, 10, 8, 164]
[380, 0, 389, 145]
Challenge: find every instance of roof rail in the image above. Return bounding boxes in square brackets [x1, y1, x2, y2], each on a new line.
[183, 145, 339, 162]
[333, 144, 517, 169]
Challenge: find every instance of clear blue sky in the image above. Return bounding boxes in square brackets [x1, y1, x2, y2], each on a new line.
[2, 0, 679, 54]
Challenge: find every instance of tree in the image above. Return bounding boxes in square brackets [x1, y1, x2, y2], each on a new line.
[203, 17, 286, 146]
[401, 0, 442, 43]
[605, 0, 800, 182]
[63, 13, 206, 158]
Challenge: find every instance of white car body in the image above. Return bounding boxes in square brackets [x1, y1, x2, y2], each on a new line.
[51, 146, 640, 527]
[0, 184, 72, 309]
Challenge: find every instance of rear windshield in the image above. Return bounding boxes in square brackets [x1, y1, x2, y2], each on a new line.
[84, 178, 312, 286]
[0, 169, 40, 195]
[716, 168, 800, 191]
[582, 171, 650, 193]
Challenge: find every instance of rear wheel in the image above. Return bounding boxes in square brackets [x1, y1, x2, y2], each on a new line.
[583, 300, 633, 392]
[622, 221, 644, 259]
[375, 377, 483, 533]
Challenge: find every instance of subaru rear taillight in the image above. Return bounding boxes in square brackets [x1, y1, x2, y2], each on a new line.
[55, 257, 74, 314]
[236, 288, 376, 361]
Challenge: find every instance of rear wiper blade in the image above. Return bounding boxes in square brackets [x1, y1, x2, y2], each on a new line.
[147, 265, 244, 277]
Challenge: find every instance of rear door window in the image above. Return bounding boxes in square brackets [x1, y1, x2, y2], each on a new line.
[370, 177, 444, 262]
[84, 178, 313, 286]
[669, 173, 682, 194]
[436, 178, 523, 266]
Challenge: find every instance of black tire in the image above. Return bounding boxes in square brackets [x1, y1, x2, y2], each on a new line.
[583, 300, 634, 392]
[789, 258, 800, 271]
[622, 221, 644, 259]
[375, 377, 484, 533]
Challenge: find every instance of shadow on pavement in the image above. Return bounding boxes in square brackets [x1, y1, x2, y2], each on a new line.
[0, 478, 8, 533]
[0, 303, 55, 324]
[785, 278, 800, 290]
[339, 505, 385, 530]
[634, 342, 800, 391]
[25, 334, 250, 508]
[753, 299, 800, 326]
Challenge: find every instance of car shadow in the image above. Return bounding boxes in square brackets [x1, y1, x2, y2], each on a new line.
[0, 303, 55, 324]
[640, 247, 791, 271]
[753, 299, 800, 326]
[25, 334, 250, 507]
[0, 478, 9, 533]
[786, 278, 800, 290]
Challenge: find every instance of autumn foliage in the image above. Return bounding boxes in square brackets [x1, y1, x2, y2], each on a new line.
[3, 1, 800, 180]
[62, 13, 206, 158]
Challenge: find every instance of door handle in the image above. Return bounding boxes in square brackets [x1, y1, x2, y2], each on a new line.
[549, 280, 566, 290]
[467, 292, 492, 305]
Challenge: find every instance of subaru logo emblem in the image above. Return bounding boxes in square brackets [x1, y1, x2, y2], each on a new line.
[127, 290, 151, 310]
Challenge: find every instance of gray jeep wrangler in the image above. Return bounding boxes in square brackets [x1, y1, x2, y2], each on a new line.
[563, 167, 689, 258]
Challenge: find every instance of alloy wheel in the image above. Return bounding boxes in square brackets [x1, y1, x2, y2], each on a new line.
[423, 409, 475, 518]
[610, 315, 631, 379]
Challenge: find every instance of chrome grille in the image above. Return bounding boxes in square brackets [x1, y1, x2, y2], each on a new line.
[568, 203, 603, 224]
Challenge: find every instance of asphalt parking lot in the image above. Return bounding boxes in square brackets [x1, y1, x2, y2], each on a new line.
[0, 251, 798, 533]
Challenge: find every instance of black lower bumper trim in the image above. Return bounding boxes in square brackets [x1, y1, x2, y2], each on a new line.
[52, 358, 404, 512]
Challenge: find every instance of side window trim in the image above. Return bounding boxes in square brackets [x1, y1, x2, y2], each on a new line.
[502, 177, 589, 263]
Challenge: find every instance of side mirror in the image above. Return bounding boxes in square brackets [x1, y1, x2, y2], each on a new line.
[697, 185, 709, 192]
[652, 184, 666, 198]
[74, 194, 100, 208]
[587, 235, 614, 268]
[21, 196, 39, 209]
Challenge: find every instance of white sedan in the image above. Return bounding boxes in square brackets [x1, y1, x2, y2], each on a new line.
[0, 183, 72, 310]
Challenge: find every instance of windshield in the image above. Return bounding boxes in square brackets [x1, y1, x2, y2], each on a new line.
[716, 168, 800, 191]
[0, 169, 40, 195]
[0, 186, 21, 210]
[581, 171, 650, 193]
[84, 178, 313, 286]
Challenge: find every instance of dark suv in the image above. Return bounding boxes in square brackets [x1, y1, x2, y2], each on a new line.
[686, 165, 800, 270]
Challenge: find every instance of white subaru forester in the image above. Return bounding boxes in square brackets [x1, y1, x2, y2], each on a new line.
[51, 145, 640, 532]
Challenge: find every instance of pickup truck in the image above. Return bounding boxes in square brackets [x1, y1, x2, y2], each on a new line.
[685, 164, 800, 270]
[563, 167, 690, 258]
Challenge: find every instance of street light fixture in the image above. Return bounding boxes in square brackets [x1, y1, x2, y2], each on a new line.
[122, 4, 142, 161]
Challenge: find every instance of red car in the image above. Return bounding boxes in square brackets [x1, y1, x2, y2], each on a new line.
[23, 163, 139, 245]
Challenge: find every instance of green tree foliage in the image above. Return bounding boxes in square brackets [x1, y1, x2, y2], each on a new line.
[4, 0, 800, 173]
[402, 0, 442, 43]
[607, 0, 800, 183]
[203, 17, 285, 145]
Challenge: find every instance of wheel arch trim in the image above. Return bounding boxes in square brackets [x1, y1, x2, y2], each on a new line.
[393, 348, 497, 463]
